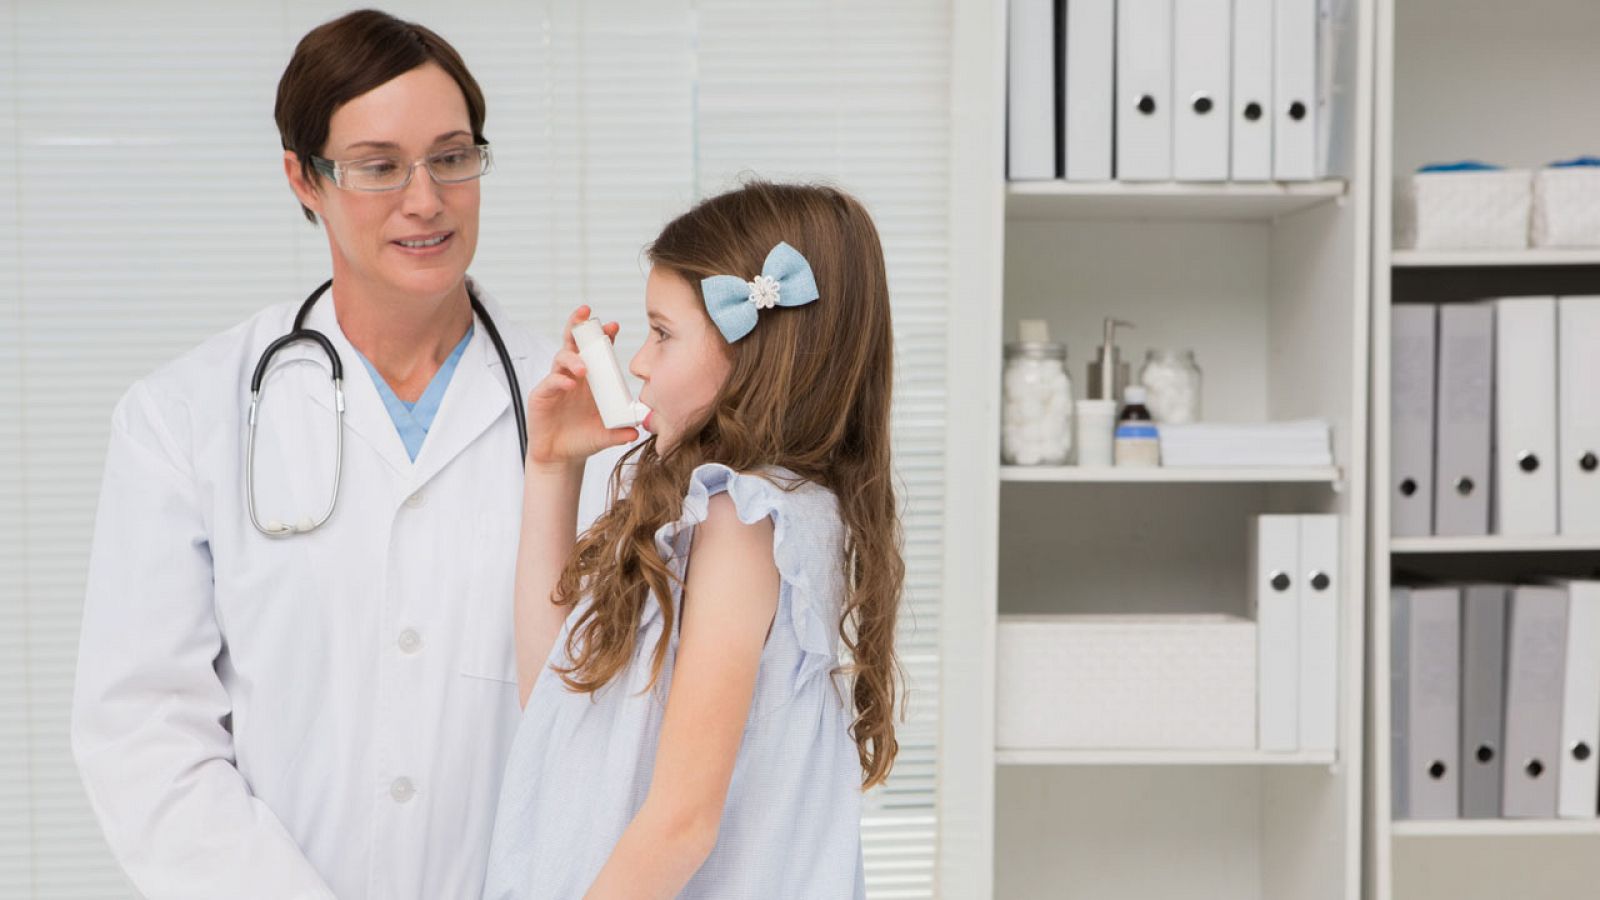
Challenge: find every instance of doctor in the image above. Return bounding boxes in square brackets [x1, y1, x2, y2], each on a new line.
[71, 11, 615, 899]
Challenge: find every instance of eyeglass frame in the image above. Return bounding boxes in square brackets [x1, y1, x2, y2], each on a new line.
[308, 142, 494, 192]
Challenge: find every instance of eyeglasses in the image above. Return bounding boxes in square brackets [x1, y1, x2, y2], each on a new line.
[310, 143, 493, 192]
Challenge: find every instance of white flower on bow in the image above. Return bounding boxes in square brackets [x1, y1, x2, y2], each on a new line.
[748, 274, 781, 310]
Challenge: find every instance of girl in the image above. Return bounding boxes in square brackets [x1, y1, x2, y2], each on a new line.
[481, 181, 904, 899]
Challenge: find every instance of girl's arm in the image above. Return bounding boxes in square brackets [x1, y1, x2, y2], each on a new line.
[514, 306, 638, 706]
[582, 493, 781, 899]
[513, 460, 584, 706]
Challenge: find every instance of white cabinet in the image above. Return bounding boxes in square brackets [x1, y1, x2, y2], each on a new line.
[1369, 1, 1600, 898]
[941, 1, 1373, 896]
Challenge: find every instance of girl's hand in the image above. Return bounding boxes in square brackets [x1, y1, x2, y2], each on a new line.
[525, 305, 640, 470]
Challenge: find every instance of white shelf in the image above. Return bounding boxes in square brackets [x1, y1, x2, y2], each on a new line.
[1391, 248, 1600, 268]
[997, 748, 1338, 767]
[1391, 535, 1600, 554]
[1392, 819, 1600, 838]
[1001, 465, 1342, 484]
[1005, 180, 1347, 221]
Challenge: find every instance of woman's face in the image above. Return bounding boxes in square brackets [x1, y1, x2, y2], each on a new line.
[286, 62, 480, 301]
[629, 267, 734, 452]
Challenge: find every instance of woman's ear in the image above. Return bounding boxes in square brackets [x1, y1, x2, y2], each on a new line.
[283, 151, 324, 219]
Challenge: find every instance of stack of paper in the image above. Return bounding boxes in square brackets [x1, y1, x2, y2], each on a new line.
[1158, 420, 1333, 467]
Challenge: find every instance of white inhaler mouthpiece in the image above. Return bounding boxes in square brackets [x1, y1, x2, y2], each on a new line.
[571, 319, 650, 429]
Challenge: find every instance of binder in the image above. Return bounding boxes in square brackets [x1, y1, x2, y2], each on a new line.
[1251, 515, 1301, 752]
[1115, 0, 1173, 181]
[1390, 304, 1437, 538]
[1297, 514, 1339, 754]
[1273, 0, 1318, 179]
[1390, 586, 1412, 817]
[1063, 0, 1114, 181]
[1493, 297, 1559, 536]
[1558, 581, 1600, 818]
[1558, 297, 1600, 535]
[1172, 0, 1231, 181]
[1502, 585, 1568, 819]
[1230, 0, 1274, 181]
[1400, 586, 1461, 819]
[1433, 303, 1493, 537]
[1007, 0, 1056, 180]
[1459, 584, 1509, 819]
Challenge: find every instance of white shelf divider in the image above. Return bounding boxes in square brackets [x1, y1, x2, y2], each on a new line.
[1005, 179, 1347, 221]
[1390, 248, 1600, 268]
[1390, 535, 1600, 554]
[996, 748, 1339, 767]
[1391, 820, 1600, 839]
[1001, 465, 1343, 484]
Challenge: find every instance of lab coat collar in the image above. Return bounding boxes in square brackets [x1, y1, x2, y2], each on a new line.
[273, 277, 530, 485]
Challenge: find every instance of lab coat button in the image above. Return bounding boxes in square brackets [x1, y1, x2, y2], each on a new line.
[404, 490, 426, 508]
[397, 629, 422, 654]
[390, 777, 416, 803]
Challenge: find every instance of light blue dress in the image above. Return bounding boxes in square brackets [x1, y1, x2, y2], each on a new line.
[482, 463, 866, 899]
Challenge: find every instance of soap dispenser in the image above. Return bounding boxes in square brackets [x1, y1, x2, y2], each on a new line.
[1087, 317, 1135, 401]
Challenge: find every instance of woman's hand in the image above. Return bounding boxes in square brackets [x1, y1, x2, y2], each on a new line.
[525, 305, 641, 470]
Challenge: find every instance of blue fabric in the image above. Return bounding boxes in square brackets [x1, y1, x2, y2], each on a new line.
[1550, 156, 1600, 168]
[1417, 161, 1502, 173]
[355, 324, 473, 461]
[482, 463, 866, 899]
[700, 241, 820, 343]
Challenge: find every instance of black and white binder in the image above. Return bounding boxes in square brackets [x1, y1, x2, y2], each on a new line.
[1390, 304, 1437, 538]
[1434, 303, 1493, 537]
[1392, 586, 1461, 820]
[1502, 585, 1569, 819]
[1558, 297, 1600, 535]
[1460, 585, 1508, 819]
[1494, 297, 1559, 536]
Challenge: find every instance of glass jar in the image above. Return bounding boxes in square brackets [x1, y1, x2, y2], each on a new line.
[1138, 349, 1202, 424]
[1002, 341, 1074, 465]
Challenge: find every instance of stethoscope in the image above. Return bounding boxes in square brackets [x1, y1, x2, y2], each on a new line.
[245, 278, 526, 537]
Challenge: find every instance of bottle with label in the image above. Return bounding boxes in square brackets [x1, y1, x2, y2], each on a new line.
[1114, 386, 1161, 467]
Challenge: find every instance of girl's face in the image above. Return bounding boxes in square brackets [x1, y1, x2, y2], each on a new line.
[630, 267, 734, 452]
[286, 62, 480, 302]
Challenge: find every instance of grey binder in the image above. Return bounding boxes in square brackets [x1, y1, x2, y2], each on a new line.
[1393, 586, 1461, 819]
[1502, 585, 1570, 818]
[1434, 305, 1493, 536]
[1391, 587, 1412, 817]
[1460, 584, 1509, 818]
[1391, 305, 1438, 537]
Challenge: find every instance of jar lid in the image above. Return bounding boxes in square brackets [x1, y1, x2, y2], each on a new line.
[1004, 340, 1067, 359]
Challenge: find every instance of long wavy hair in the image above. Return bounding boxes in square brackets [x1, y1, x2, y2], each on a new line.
[552, 181, 905, 789]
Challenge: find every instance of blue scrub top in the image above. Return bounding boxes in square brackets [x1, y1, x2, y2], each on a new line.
[355, 324, 474, 461]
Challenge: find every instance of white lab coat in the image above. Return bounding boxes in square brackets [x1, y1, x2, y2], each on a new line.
[71, 282, 616, 900]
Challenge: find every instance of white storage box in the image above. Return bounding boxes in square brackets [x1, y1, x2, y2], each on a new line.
[996, 614, 1257, 751]
[1532, 165, 1600, 247]
[1394, 169, 1531, 250]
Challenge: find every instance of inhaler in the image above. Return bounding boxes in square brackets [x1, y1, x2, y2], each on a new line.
[571, 319, 651, 430]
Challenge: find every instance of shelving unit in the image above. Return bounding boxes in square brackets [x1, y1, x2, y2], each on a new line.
[941, 1, 1373, 897]
[1368, 2, 1600, 899]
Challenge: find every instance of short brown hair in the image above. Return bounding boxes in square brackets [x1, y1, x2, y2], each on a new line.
[274, 9, 488, 223]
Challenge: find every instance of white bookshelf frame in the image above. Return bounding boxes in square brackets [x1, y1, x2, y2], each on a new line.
[941, 0, 1374, 896]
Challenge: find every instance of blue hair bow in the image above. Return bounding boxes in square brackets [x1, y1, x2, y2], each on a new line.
[700, 241, 819, 343]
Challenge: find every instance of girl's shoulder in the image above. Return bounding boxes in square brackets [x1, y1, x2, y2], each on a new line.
[654, 462, 844, 572]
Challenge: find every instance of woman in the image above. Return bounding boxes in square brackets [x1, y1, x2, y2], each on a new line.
[69, 11, 611, 899]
